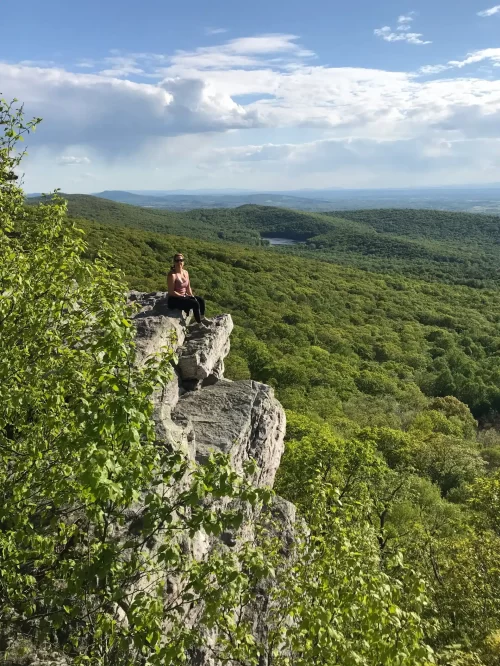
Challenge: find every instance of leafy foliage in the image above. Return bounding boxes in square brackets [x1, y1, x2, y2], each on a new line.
[64, 204, 500, 663]
[211, 497, 433, 666]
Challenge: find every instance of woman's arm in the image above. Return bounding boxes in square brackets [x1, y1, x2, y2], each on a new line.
[167, 273, 186, 297]
[185, 271, 194, 296]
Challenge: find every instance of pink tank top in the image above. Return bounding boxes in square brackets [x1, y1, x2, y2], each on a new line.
[173, 272, 189, 296]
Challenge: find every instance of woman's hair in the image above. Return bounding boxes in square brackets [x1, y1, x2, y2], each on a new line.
[168, 253, 185, 274]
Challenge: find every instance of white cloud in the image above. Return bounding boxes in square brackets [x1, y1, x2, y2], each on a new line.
[162, 34, 315, 74]
[98, 56, 145, 77]
[5, 51, 500, 152]
[5, 41, 500, 152]
[76, 60, 95, 68]
[0, 62, 259, 153]
[6, 32, 500, 189]
[225, 34, 312, 55]
[64, 38, 315, 82]
[396, 12, 416, 30]
[195, 134, 500, 188]
[449, 47, 500, 67]
[375, 26, 431, 45]
[418, 63, 451, 75]
[19, 59, 56, 67]
[398, 13, 416, 23]
[419, 48, 500, 75]
[201, 137, 453, 170]
[375, 12, 430, 45]
[205, 27, 228, 35]
[24, 131, 500, 192]
[478, 5, 500, 17]
[207, 143, 295, 163]
[56, 155, 91, 165]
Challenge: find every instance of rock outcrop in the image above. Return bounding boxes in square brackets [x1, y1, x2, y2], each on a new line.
[173, 379, 285, 488]
[130, 292, 286, 488]
[177, 314, 233, 388]
[129, 292, 292, 661]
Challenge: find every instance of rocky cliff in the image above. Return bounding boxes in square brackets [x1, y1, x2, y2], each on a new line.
[130, 292, 295, 664]
[130, 291, 286, 488]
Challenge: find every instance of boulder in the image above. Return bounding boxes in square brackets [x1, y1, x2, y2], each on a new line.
[177, 315, 233, 387]
[172, 379, 286, 488]
[128, 290, 167, 310]
[133, 310, 188, 365]
[132, 292, 190, 412]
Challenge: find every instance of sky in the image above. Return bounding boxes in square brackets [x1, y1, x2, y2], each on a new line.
[3, 0, 500, 192]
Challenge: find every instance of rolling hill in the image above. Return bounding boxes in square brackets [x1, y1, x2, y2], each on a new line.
[27, 193, 500, 287]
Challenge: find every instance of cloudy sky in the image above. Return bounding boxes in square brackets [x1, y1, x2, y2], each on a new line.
[3, 0, 500, 192]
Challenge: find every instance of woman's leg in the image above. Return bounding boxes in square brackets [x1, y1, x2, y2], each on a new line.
[184, 296, 201, 323]
[167, 296, 191, 314]
[167, 296, 202, 324]
[194, 296, 206, 317]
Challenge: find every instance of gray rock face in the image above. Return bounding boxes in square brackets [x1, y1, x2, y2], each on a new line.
[172, 379, 285, 488]
[132, 297, 189, 367]
[177, 315, 233, 386]
[130, 291, 286, 493]
[132, 298, 235, 415]
[133, 309, 185, 414]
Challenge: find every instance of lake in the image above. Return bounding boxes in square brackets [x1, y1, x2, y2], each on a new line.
[264, 237, 298, 246]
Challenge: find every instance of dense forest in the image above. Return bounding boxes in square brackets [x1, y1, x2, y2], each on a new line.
[80, 217, 500, 420]
[4, 101, 500, 664]
[31, 194, 500, 288]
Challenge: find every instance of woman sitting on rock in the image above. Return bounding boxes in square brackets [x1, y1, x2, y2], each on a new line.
[167, 253, 209, 327]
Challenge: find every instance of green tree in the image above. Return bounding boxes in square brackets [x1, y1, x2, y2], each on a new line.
[467, 471, 500, 535]
[209, 487, 434, 666]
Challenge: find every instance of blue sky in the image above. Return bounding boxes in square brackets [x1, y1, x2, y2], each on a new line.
[2, 0, 500, 191]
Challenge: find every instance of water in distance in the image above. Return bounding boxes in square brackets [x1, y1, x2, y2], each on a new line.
[264, 237, 298, 246]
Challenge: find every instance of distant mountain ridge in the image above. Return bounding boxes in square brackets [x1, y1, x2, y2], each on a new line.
[27, 187, 500, 214]
[93, 190, 336, 212]
[84, 187, 500, 214]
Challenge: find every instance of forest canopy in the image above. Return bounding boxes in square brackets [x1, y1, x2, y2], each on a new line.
[31, 193, 500, 289]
